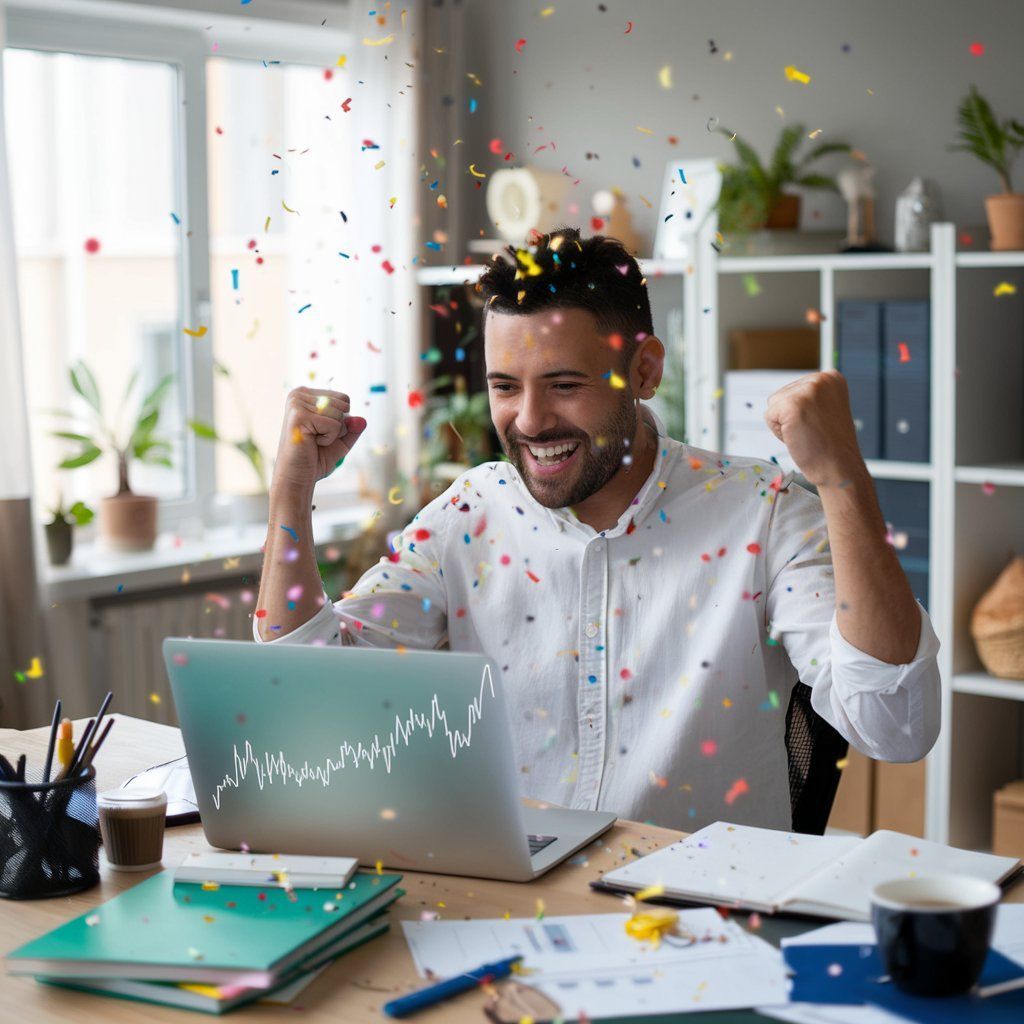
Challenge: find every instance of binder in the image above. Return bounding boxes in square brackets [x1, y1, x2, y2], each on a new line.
[837, 301, 883, 459]
[883, 300, 931, 462]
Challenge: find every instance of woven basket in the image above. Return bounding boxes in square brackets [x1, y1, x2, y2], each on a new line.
[971, 556, 1024, 680]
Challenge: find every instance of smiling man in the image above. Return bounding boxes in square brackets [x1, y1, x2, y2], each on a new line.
[255, 228, 941, 832]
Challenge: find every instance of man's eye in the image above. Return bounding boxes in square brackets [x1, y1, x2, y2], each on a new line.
[490, 383, 514, 392]
[554, 383, 579, 391]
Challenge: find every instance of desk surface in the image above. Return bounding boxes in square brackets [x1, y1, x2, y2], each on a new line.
[2, 716, 1021, 1023]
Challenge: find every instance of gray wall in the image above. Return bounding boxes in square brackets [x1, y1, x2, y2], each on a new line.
[452, 0, 1023, 254]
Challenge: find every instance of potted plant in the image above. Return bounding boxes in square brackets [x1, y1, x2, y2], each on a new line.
[951, 85, 1024, 251]
[187, 360, 270, 525]
[418, 374, 494, 504]
[43, 496, 94, 566]
[50, 361, 174, 552]
[714, 123, 851, 233]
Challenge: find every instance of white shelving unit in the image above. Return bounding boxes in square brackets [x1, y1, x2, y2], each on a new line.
[416, 222, 1024, 850]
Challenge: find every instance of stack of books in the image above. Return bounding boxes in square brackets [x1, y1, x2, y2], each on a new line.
[5, 855, 402, 1014]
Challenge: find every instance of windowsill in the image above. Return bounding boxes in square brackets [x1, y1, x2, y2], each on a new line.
[41, 502, 379, 603]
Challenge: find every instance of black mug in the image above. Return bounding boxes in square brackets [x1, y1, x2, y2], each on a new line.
[871, 875, 1001, 997]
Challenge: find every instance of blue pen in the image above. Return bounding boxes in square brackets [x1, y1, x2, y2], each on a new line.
[383, 955, 523, 1018]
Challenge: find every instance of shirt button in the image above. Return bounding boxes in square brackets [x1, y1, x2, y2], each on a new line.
[585, 623, 598, 638]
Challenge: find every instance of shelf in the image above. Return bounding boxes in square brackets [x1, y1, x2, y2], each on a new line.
[953, 672, 1024, 701]
[864, 460, 933, 481]
[956, 250, 1024, 268]
[955, 463, 1024, 487]
[718, 252, 934, 275]
[415, 256, 687, 288]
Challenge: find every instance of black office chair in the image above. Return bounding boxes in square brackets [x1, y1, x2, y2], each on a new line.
[785, 681, 849, 835]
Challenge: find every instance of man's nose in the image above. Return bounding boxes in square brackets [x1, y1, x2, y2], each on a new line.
[514, 387, 554, 440]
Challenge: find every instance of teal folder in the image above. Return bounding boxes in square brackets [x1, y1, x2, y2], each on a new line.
[6, 869, 402, 987]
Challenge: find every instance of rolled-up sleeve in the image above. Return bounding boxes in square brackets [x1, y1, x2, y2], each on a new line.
[764, 476, 942, 763]
[253, 488, 454, 650]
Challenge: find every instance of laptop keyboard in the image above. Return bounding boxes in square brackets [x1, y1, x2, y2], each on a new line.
[527, 834, 558, 857]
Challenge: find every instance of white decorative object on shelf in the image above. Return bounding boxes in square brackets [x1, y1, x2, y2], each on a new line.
[653, 158, 721, 259]
[895, 177, 942, 253]
[485, 166, 571, 244]
[837, 162, 877, 249]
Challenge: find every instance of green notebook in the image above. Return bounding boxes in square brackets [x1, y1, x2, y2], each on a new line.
[40, 912, 394, 1015]
[7, 869, 402, 988]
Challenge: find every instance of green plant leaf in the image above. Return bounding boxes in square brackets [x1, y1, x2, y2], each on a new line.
[213, 360, 231, 378]
[69, 500, 94, 526]
[188, 419, 220, 441]
[952, 85, 1012, 186]
[69, 361, 102, 416]
[138, 374, 174, 418]
[51, 430, 98, 445]
[769, 123, 805, 187]
[58, 444, 103, 469]
[800, 141, 852, 166]
[730, 134, 769, 190]
[140, 455, 173, 468]
[121, 369, 139, 408]
[234, 438, 268, 489]
[796, 173, 839, 191]
[133, 438, 171, 460]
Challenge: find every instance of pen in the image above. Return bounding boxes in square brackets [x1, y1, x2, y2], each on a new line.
[383, 956, 523, 1018]
[79, 718, 114, 774]
[55, 718, 75, 776]
[41, 700, 62, 786]
[78, 691, 113, 766]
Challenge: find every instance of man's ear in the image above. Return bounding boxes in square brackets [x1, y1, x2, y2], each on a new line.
[634, 335, 665, 399]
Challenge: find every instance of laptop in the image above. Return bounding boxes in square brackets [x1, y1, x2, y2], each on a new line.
[162, 638, 616, 882]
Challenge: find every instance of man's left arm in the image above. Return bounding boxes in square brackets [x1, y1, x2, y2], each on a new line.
[764, 370, 941, 761]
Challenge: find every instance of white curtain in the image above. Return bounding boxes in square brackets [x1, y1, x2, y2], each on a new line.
[0, 0, 51, 728]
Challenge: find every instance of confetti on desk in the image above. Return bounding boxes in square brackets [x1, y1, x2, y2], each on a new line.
[625, 907, 680, 949]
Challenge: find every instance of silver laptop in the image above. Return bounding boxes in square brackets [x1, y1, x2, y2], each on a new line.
[162, 638, 615, 882]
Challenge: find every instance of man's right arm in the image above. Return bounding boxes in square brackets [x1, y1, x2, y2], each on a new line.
[255, 387, 367, 642]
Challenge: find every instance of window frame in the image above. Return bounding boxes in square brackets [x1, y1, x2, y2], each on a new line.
[5, 2, 365, 534]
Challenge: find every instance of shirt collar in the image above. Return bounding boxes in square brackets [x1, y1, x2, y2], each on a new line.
[508, 405, 674, 539]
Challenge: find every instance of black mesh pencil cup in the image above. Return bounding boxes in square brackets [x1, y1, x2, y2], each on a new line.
[0, 766, 100, 899]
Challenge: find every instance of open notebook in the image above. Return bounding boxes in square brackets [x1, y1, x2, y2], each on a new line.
[593, 821, 1023, 922]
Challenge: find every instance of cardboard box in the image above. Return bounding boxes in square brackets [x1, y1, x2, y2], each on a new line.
[729, 327, 820, 370]
[993, 780, 1024, 858]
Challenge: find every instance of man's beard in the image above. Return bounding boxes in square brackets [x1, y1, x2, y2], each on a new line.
[500, 394, 638, 509]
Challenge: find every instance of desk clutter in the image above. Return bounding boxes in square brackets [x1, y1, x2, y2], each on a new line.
[5, 864, 403, 1014]
[0, 694, 116, 899]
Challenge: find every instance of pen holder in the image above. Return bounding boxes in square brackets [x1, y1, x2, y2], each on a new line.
[0, 766, 100, 899]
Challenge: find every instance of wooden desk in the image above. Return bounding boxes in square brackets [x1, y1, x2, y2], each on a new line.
[2, 716, 1020, 1022]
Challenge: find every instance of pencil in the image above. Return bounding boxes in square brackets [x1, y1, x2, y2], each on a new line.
[55, 718, 74, 776]
[41, 700, 62, 787]
[62, 718, 93, 780]
[79, 718, 114, 774]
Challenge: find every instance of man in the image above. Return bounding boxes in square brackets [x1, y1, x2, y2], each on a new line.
[255, 228, 940, 832]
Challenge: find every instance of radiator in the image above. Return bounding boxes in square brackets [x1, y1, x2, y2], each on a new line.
[91, 581, 257, 726]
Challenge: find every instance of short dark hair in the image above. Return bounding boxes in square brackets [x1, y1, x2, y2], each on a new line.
[476, 227, 653, 369]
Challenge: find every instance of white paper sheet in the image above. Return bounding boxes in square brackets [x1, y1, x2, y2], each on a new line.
[401, 909, 789, 1019]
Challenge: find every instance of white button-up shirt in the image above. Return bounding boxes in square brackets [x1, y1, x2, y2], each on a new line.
[255, 413, 941, 831]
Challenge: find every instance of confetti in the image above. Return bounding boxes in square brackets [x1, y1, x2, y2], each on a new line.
[969, 42, 985, 56]
[388, 487, 404, 505]
[336, 54, 347, 67]
[200, 881, 220, 891]
[515, 38, 526, 54]
[897, 342, 911, 363]
[624, 20, 633, 33]
[535, 898, 546, 920]
[746, 542, 762, 555]
[608, 371, 626, 389]
[281, 199, 298, 214]
[743, 274, 761, 297]
[725, 778, 749, 805]
[981, 481, 996, 496]
[658, 65, 672, 89]
[280, 525, 299, 542]
[183, 325, 208, 338]
[784, 65, 811, 84]
[625, 907, 679, 948]
[468, 163, 487, 178]
[149, 692, 161, 705]
[85, 914, 100, 926]
[84, 237, 101, 254]
[363, 34, 395, 46]
[635, 883, 665, 901]
[994, 281, 1017, 297]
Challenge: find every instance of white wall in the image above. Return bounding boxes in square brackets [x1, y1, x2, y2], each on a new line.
[455, 0, 1024, 250]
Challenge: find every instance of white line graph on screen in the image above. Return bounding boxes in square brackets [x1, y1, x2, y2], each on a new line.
[210, 664, 496, 809]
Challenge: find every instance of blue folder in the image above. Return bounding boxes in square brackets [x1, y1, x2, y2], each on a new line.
[837, 301, 883, 460]
[883, 300, 930, 462]
[784, 942, 1024, 1024]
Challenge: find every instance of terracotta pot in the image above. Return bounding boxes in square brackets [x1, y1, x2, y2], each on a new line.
[766, 193, 801, 230]
[99, 493, 158, 552]
[985, 194, 1024, 251]
[45, 519, 73, 566]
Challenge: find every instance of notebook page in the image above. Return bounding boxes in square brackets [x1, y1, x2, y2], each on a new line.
[788, 829, 1021, 920]
[600, 821, 858, 909]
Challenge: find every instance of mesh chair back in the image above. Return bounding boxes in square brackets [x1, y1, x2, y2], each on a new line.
[785, 681, 849, 835]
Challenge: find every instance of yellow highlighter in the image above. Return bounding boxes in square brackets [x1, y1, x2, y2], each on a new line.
[56, 718, 74, 777]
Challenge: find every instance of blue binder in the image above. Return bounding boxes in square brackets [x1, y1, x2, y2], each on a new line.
[883, 300, 931, 462]
[837, 301, 883, 460]
[873, 479, 930, 610]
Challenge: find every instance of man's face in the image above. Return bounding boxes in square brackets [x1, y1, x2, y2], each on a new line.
[484, 307, 637, 509]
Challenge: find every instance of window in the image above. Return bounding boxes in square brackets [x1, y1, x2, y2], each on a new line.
[3, 4, 402, 538]
[5, 48, 186, 510]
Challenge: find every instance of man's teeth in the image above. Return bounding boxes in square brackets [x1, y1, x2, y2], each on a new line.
[528, 442, 579, 459]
